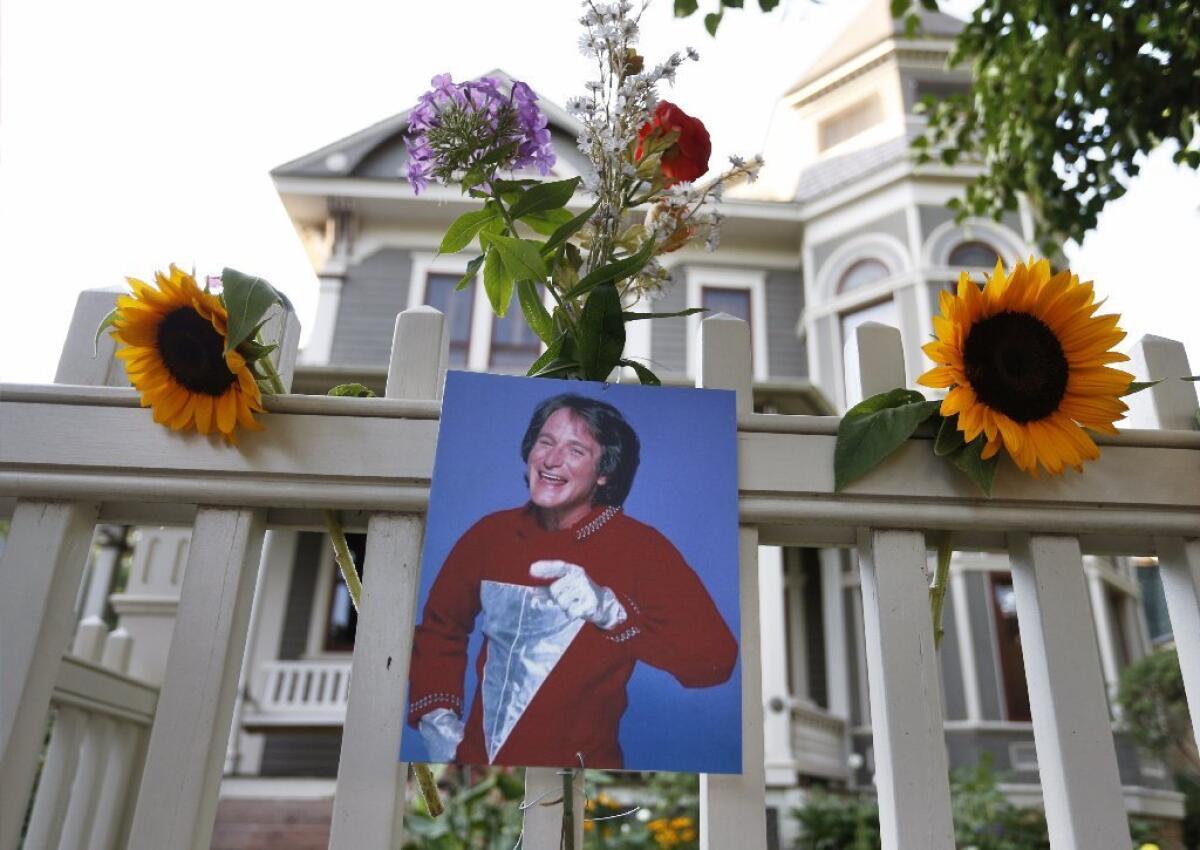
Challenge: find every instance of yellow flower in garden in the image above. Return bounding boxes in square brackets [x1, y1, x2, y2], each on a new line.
[918, 258, 1133, 477]
[112, 266, 265, 444]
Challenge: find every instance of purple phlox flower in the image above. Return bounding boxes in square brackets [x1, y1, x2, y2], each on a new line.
[404, 72, 557, 193]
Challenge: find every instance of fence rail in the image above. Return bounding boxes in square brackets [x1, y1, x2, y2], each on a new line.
[1, 291, 1198, 850]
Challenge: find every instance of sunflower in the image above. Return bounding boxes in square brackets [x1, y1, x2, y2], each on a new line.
[918, 258, 1133, 477]
[111, 265, 265, 443]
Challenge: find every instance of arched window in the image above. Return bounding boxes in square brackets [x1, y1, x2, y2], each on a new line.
[837, 259, 890, 294]
[948, 240, 1000, 268]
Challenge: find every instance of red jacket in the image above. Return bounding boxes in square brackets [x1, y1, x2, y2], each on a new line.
[407, 504, 737, 769]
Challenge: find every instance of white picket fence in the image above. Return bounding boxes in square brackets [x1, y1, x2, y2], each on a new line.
[1, 291, 1198, 850]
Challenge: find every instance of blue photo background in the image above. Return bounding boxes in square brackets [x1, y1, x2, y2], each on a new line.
[399, 371, 742, 773]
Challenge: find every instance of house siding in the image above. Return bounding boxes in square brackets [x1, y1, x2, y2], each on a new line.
[648, 271, 688, 377]
[809, 209, 910, 274]
[939, 587, 968, 721]
[965, 570, 1004, 721]
[278, 532, 324, 661]
[766, 269, 806, 379]
[260, 731, 342, 777]
[330, 248, 414, 367]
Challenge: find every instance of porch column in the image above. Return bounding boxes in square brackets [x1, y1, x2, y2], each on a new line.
[110, 526, 191, 685]
[303, 267, 345, 366]
[759, 545, 795, 785]
[819, 548, 850, 721]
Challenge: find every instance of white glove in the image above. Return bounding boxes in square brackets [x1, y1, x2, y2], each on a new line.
[419, 708, 465, 762]
[530, 560, 627, 630]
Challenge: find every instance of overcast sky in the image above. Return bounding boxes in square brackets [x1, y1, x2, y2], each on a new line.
[2, 0, 1197, 384]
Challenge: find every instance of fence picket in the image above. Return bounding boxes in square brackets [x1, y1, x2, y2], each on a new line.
[0, 499, 99, 850]
[330, 306, 448, 850]
[1009, 533, 1132, 848]
[697, 313, 768, 850]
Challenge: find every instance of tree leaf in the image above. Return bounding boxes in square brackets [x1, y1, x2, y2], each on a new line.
[93, 306, 119, 356]
[517, 279, 555, 343]
[1123, 379, 1163, 395]
[674, 0, 699, 15]
[577, 282, 626, 381]
[541, 201, 599, 256]
[480, 232, 548, 282]
[947, 435, 1000, 497]
[619, 359, 662, 386]
[508, 178, 581, 221]
[456, 254, 485, 291]
[622, 307, 708, 321]
[758, 0, 781, 8]
[439, 208, 499, 254]
[521, 208, 575, 236]
[221, 267, 284, 354]
[327, 383, 377, 398]
[482, 248, 514, 317]
[834, 389, 942, 490]
[704, 10, 723, 35]
[562, 237, 655, 300]
[526, 336, 565, 377]
[934, 413, 966, 457]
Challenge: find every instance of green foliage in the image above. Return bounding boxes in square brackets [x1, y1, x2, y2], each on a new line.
[402, 766, 524, 850]
[1117, 648, 1194, 765]
[914, 0, 1200, 250]
[327, 383, 378, 398]
[795, 755, 1163, 849]
[439, 208, 500, 254]
[936, 415, 999, 496]
[220, 268, 289, 354]
[833, 389, 941, 490]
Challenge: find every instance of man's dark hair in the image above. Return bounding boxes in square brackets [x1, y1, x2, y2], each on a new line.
[520, 393, 641, 506]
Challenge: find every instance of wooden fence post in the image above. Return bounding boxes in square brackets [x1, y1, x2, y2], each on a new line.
[329, 306, 448, 850]
[696, 312, 767, 850]
[125, 308, 299, 850]
[844, 322, 955, 850]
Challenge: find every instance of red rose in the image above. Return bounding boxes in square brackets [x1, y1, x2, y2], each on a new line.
[635, 101, 711, 184]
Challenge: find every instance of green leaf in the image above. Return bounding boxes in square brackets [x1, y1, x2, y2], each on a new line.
[577, 282, 626, 381]
[834, 389, 942, 490]
[482, 249, 514, 317]
[521, 208, 574, 236]
[562, 237, 655, 300]
[490, 178, 538, 193]
[622, 307, 708, 321]
[948, 435, 1000, 497]
[526, 336, 566, 377]
[480, 232, 548, 282]
[237, 337, 278, 363]
[1183, 375, 1200, 381]
[541, 201, 599, 256]
[327, 383, 377, 398]
[620, 359, 662, 386]
[721, 0, 743, 7]
[758, 0, 780, 8]
[517, 279, 555, 343]
[674, 0, 699, 15]
[704, 10, 723, 35]
[456, 254, 485, 291]
[221, 267, 284, 354]
[439, 208, 499, 254]
[508, 178, 581, 221]
[1124, 379, 1163, 395]
[93, 306, 119, 356]
[934, 414, 966, 457]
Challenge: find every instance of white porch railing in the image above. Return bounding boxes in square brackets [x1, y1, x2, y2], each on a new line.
[790, 700, 848, 781]
[242, 660, 352, 728]
[1, 290, 1198, 850]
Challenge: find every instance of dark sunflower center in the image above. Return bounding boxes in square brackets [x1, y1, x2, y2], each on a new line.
[157, 307, 237, 396]
[962, 311, 1068, 423]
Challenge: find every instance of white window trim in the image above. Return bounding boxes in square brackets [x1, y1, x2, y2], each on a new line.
[922, 218, 1031, 273]
[685, 266, 769, 382]
[304, 543, 347, 659]
[408, 252, 493, 370]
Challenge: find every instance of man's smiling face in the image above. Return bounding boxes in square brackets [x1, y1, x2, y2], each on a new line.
[527, 408, 608, 527]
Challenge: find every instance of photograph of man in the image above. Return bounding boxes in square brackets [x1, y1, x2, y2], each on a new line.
[402, 373, 741, 772]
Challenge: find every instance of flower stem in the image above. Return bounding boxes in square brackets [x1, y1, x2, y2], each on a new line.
[321, 509, 444, 817]
[930, 536, 953, 650]
[257, 343, 288, 396]
[562, 768, 577, 850]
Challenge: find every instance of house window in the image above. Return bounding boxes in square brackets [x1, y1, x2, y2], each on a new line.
[948, 240, 1000, 269]
[489, 308, 541, 368]
[423, 272, 475, 367]
[325, 533, 366, 652]
[838, 259, 890, 294]
[702, 287, 752, 326]
[990, 574, 1032, 722]
[1137, 562, 1173, 645]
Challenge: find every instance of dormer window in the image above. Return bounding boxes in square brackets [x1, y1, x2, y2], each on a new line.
[948, 240, 1000, 269]
[818, 95, 884, 152]
[837, 258, 890, 293]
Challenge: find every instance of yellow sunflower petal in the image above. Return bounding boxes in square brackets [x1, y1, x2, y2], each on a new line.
[917, 365, 960, 389]
[216, 390, 238, 435]
[194, 395, 215, 435]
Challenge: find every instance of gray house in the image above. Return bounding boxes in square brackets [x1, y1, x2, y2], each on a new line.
[103, 1, 1171, 846]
